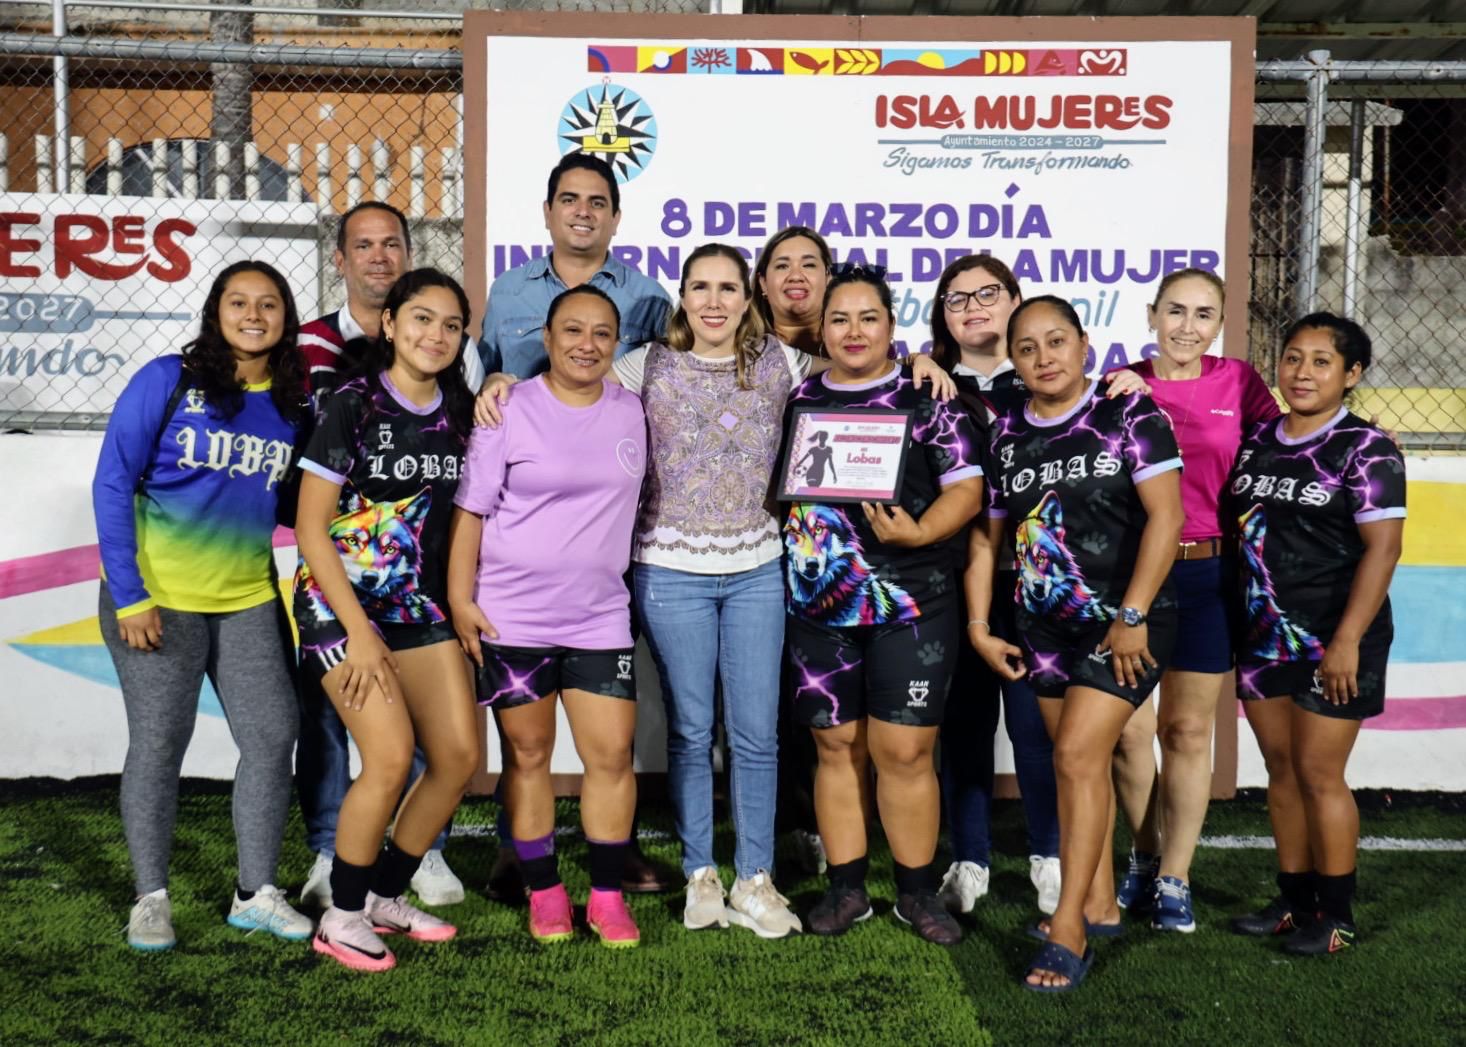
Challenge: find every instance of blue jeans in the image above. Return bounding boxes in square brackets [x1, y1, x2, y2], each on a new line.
[295, 675, 448, 855]
[635, 559, 784, 880]
[941, 579, 1059, 864]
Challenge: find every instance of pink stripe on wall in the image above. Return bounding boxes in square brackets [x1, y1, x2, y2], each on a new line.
[0, 545, 100, 599]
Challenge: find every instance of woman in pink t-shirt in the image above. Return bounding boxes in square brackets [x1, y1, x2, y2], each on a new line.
[1106, 269, 1280, 933]
[446, 285, 648, 949]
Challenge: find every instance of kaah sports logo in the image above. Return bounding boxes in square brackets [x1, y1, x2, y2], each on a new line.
[559, 80, 658, 184]
[907, 680, 930, 708]
[616, 655, 633, 681]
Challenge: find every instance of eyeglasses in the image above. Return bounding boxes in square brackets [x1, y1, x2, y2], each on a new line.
[831, 262, 888, 280]
[941, 284, 1005, 311]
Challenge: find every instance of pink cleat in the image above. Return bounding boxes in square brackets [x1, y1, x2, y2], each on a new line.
[366, 891, 457, 943]
[313, 906, 396, 973]
[586, 889, 641, 949]
[528, 884, 574, 943]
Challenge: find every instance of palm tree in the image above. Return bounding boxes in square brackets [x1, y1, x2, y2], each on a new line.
[209, 0, 253, 199]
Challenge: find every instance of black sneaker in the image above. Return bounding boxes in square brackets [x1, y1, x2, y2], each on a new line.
[486, 848, 527, 906]
[895, 890, 963, 945]
[1283, 914, 1356, 956]
[1231, 897, 1299, 937]
[807, 884, 873, 936]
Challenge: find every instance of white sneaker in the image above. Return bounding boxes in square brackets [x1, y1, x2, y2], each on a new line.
[792, 830, 827, 876]
[938, 861, 990, 914]
[682, 865, 729, 930]
[727, 871, 803, 939]
[1030, 855, 1062, 916]
[300, 851, 333, 909]
[228, 884, 313, 941]
[127, 890, 175, 951]
[410, 848, 465, 906]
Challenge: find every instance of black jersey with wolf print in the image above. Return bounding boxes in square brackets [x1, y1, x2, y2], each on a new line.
[781, 367, 984, 627]
[293, 372, 466, 633]
[1227, 408, 1406, 675]
[986, 382, 1181, 627]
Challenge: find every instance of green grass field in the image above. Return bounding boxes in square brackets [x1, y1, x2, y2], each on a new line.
[2, 780, 1463, 1046]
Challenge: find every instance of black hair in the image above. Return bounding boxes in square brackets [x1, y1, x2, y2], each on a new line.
[929, 253, 1022, 372]
[335, 201, 411, 256]
[545, 284, 622, 333]
[356, 268, 474, 444]
[753, 225, 833, 329]
[1005, 294, 1087, 348]
[180, 260, 308, 426]
[546, 153, 620, 215]
[1283, 311, 1373, 373]
[822, 266, 895, 321]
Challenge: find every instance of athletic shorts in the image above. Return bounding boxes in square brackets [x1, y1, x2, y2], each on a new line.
[785, 602, 958, 729]
[1169, 555, 1236, 674]
[475, 644, 636, 709]
[1237, 628, 1391, 721]
[1016, 609, 1177, 707]
[299, 619, 456, 680]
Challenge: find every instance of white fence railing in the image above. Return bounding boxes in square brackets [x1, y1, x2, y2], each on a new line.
[3, 132, 464, 218]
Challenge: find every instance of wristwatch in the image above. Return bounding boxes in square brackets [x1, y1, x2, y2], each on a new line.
[1120, 606, 1147, 627]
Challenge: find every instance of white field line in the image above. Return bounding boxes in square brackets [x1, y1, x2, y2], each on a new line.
[1200, 834, 1466, 852]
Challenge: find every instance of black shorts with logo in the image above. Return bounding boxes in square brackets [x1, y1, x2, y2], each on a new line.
[1016, 608, 1178, 707]
[786, 601, 958, 729]
[300, 619, 457, 680]
[474, 644, 637, 710]
[1238, 625, 1391, 722]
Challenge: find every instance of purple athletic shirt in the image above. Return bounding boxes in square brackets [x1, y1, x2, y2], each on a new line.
[454, 376, 647, 649]
[1123, 356, 1280, 543]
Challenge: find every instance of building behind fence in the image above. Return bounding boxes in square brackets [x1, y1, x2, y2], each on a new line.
[1, 4, 1463, 446]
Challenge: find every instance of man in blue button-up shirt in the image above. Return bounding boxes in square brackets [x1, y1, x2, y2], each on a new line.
[480, 153, 671, 379]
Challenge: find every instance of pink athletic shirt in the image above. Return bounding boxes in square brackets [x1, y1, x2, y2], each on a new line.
[454, 375, 647, 649]
[1123, 356, 1280, 543]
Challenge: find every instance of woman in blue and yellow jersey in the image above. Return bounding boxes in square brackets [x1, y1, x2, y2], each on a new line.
[93, 260, 313, 953]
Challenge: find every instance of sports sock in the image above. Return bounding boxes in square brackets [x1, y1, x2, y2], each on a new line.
[330, 855, 374, 913]
[514, 833, 560, 891]
[1315, 870, 1356, 925]
[1277, 869, 1316, 915]
[370, 840, 424, 901]
[893, 861, 937, 896]
[587, 837, 631, 892]
[236, 884, 256, 902]
[827, 855, 869, 891]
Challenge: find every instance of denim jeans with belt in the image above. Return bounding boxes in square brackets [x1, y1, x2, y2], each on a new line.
[635, 559, 784, 880]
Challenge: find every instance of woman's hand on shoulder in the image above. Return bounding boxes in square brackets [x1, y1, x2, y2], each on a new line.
[117, 607, 163, 652]
[910, 353, 957, 402]
[1103, 369, 1150, 398]
[473, 373, 518, 429]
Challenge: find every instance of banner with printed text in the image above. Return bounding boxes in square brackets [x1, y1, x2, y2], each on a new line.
[475, 29, 1245, 367]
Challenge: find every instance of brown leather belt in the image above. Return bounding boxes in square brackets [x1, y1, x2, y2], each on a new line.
[1176, 538, 1222, 561]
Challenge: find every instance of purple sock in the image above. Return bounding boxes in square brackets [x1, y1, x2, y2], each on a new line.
[512, 833, 555, 863]
[514, 833, 560, 892]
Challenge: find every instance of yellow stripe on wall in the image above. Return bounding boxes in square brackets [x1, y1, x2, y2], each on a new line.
[1402, 481, 1466, 566]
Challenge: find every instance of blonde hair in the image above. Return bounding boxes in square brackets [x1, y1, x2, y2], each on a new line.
[665, 243, 769, 390]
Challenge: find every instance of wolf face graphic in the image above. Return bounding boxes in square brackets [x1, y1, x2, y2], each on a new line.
[297, 483, 444, 626]
[784, 503, 918, 626]
[1014, 490, 1114, 622]
[1238, 503, 1325, 662]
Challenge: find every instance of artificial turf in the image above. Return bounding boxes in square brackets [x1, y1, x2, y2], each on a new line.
[1, 780, 1463, 1046]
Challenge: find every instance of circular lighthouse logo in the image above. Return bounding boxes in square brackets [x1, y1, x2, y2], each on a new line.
[558, 80, 658, 184]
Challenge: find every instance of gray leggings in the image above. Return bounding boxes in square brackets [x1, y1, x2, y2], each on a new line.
[100, 590, 299, 895]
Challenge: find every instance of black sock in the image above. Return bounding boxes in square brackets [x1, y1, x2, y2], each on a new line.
[1315, 870, 1356, 925]
[236, 884, 255, 902]
[587, 838, 631, 892]
[827, 856, 869, 891]
[330, 855, 374, 913]
[522, 855, 562, 893]
[370, 840, 424, 901]
[893, 861, 937, 896]
[1277, 870, 1316, 915]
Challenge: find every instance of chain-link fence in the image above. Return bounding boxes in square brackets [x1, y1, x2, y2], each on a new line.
[1253, 52, 1466, 450]
[2, 14, 1464, 447]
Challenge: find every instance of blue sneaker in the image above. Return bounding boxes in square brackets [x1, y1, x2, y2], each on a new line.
[1116, 850, 1160, 913]
[1151, 875, 1196, 933]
